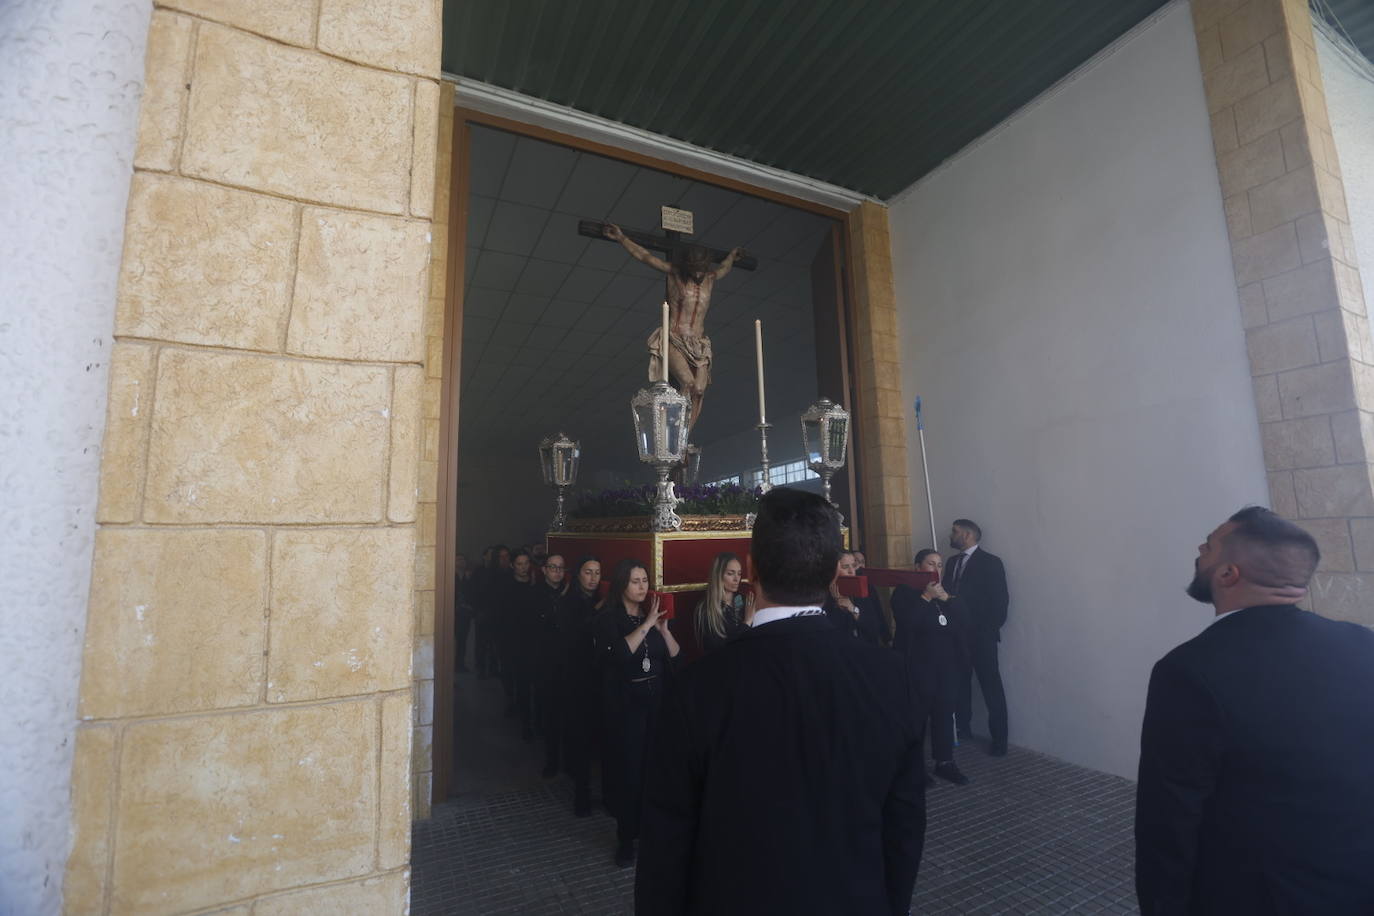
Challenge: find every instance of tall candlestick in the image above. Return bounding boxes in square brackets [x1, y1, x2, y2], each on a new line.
[754, 319, 766, 424]
[661, 301, 670, 384]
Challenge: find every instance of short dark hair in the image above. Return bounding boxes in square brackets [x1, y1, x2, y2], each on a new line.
[751, 487, 843, 605]
[952, 518, 982, 541]
[510, 548, 530, 563]
[1223, 506, 1320, 588]
[914, 548, 940, 567]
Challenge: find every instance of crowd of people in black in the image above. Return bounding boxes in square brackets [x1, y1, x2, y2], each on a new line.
[453, 492, 1374, 915]
[453, 510, 1010, 872]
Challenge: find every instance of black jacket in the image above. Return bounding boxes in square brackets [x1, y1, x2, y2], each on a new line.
[890, 587, 969, 703]
[1135, 604, 1374, 915]
[947, 547, 1008, 642]
[635, 615, 926, 916]
[823, 593, 890, 646]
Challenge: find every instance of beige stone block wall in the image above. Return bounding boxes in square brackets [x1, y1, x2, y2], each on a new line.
[410, 80, 455, 821]
[845, 202, 914, 568]
[1192, 0, 1373, 624]
[66, 1, 441, 911]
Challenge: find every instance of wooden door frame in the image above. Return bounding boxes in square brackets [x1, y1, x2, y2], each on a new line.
[432, 105, 865, 805]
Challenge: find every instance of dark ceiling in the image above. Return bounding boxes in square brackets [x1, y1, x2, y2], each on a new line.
[443, 0, 1178, 199]
[1321, 0, 1374, 63]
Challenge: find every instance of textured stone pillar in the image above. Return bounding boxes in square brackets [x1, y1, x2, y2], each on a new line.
[1192, 0, 1372, 624]
[847, 202, 914, 568]
[65, 1, 442, 913]
[412, 79, 455, 822]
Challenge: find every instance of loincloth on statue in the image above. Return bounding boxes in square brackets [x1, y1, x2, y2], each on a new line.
[647, 327, 712, 370]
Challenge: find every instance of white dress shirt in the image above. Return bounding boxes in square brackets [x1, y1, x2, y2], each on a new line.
[750, 605, 825, 628]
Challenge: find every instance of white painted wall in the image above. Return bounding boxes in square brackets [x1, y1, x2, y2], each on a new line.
[1316, 27, 1374, 318]
[0, 1, 150, 911]
[887, 1, 1269, 778]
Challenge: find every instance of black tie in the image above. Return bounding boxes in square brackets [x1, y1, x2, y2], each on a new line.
[948, 554, 967, 592]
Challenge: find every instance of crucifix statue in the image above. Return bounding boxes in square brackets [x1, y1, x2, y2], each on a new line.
[579, 217, 755, 434]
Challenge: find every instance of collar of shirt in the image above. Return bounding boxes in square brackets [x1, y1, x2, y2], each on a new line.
[750, 605, 825, 628]
[962, 543, 979, 559]
[1205, 604, 1272, 628]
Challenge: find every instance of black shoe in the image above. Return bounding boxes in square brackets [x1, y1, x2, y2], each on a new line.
[933, 761, 971, 785]
[989, 741, 1008, 757]
[574, 790, 592, 817]
[615, 840, 635, 868]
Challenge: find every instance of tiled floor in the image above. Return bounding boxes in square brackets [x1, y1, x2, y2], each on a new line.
[412, 670, 1139, 915]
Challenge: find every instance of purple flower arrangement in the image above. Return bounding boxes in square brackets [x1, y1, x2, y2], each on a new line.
[570, 482, 763, 518]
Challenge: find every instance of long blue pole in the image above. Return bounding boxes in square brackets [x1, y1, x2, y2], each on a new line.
[914, 398, 938, 551]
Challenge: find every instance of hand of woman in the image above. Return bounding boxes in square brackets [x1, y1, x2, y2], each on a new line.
[838, 596, 857, 618]
[743, 589, 757, 625]
[922, 582, 947, 602]
[643, 592, 662, 628]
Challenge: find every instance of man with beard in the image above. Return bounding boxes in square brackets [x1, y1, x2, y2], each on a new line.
[946, 519, 1009, 756]
[1135, 507, 1374, 915]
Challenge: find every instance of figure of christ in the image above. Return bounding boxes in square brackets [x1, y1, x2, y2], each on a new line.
[603, 223, 742, 434]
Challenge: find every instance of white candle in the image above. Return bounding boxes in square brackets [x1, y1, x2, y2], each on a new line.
[754, 319, 766, 424]
[661, 301, 670, 383]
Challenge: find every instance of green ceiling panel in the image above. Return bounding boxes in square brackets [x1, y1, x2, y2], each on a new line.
[443, 0, 1176, 199]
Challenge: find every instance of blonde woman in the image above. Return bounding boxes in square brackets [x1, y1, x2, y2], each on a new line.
[695, 552, 753, 654]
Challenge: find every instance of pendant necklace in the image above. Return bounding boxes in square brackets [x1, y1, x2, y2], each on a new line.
[937, 609, 948, 627]
[638, 614, 652, 672]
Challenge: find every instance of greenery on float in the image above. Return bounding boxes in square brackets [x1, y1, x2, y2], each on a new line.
[570, 482, 762, 518]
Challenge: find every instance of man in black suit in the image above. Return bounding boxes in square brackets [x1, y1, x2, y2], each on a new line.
[1135, 506, 1374, 915]
[635, 487, 926, 916]
[947, 518, 1009, 756]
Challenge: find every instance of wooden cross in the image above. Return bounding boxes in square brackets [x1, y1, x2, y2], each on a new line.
[577, 219, 758, 271]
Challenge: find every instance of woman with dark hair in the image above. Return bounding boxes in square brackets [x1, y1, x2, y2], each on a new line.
[825, 550, 890, 646]
[694, 552, 752, 654]
[501, 548, 539, 740]
[558, 556, 603, 816]
[891, 548, 971, 786]
[596, 557, 681, 867]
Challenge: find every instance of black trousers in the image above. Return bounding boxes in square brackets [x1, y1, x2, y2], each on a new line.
[455, 603, 474, 669]
[956, 636, 1008, 746]
[604, 677, 662, 845]
[538, 668, 561, 761]
[562, 672, 598, 808]
[475, 610, 500, 677]
[926, 660, 960, 762]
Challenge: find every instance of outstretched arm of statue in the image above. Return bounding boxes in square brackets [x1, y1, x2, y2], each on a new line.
[713, 246, 743, 280]
[603, 222, 670, 273]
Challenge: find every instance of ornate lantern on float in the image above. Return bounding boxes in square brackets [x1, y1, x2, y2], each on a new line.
[681, 444, 702, 487]
[800, 398, 850, 519]
[537, 431, 580, 531]
[631, 380, 691, 531]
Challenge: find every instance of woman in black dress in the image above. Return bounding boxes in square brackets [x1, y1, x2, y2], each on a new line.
[825, 550, 890, 646]
[693, 551, 752, 654]
[890, 548, 971, 786]
[596, 558, 681, 867]
[501, 549, 539, 739]
[558, 556, 602, 816]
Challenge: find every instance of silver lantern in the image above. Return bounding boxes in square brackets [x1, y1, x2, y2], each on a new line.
[681, 444, 703, 487]
[537, 431, 580, 531]
[631, 380, 691, 531]
[800, 398, 850, 517]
